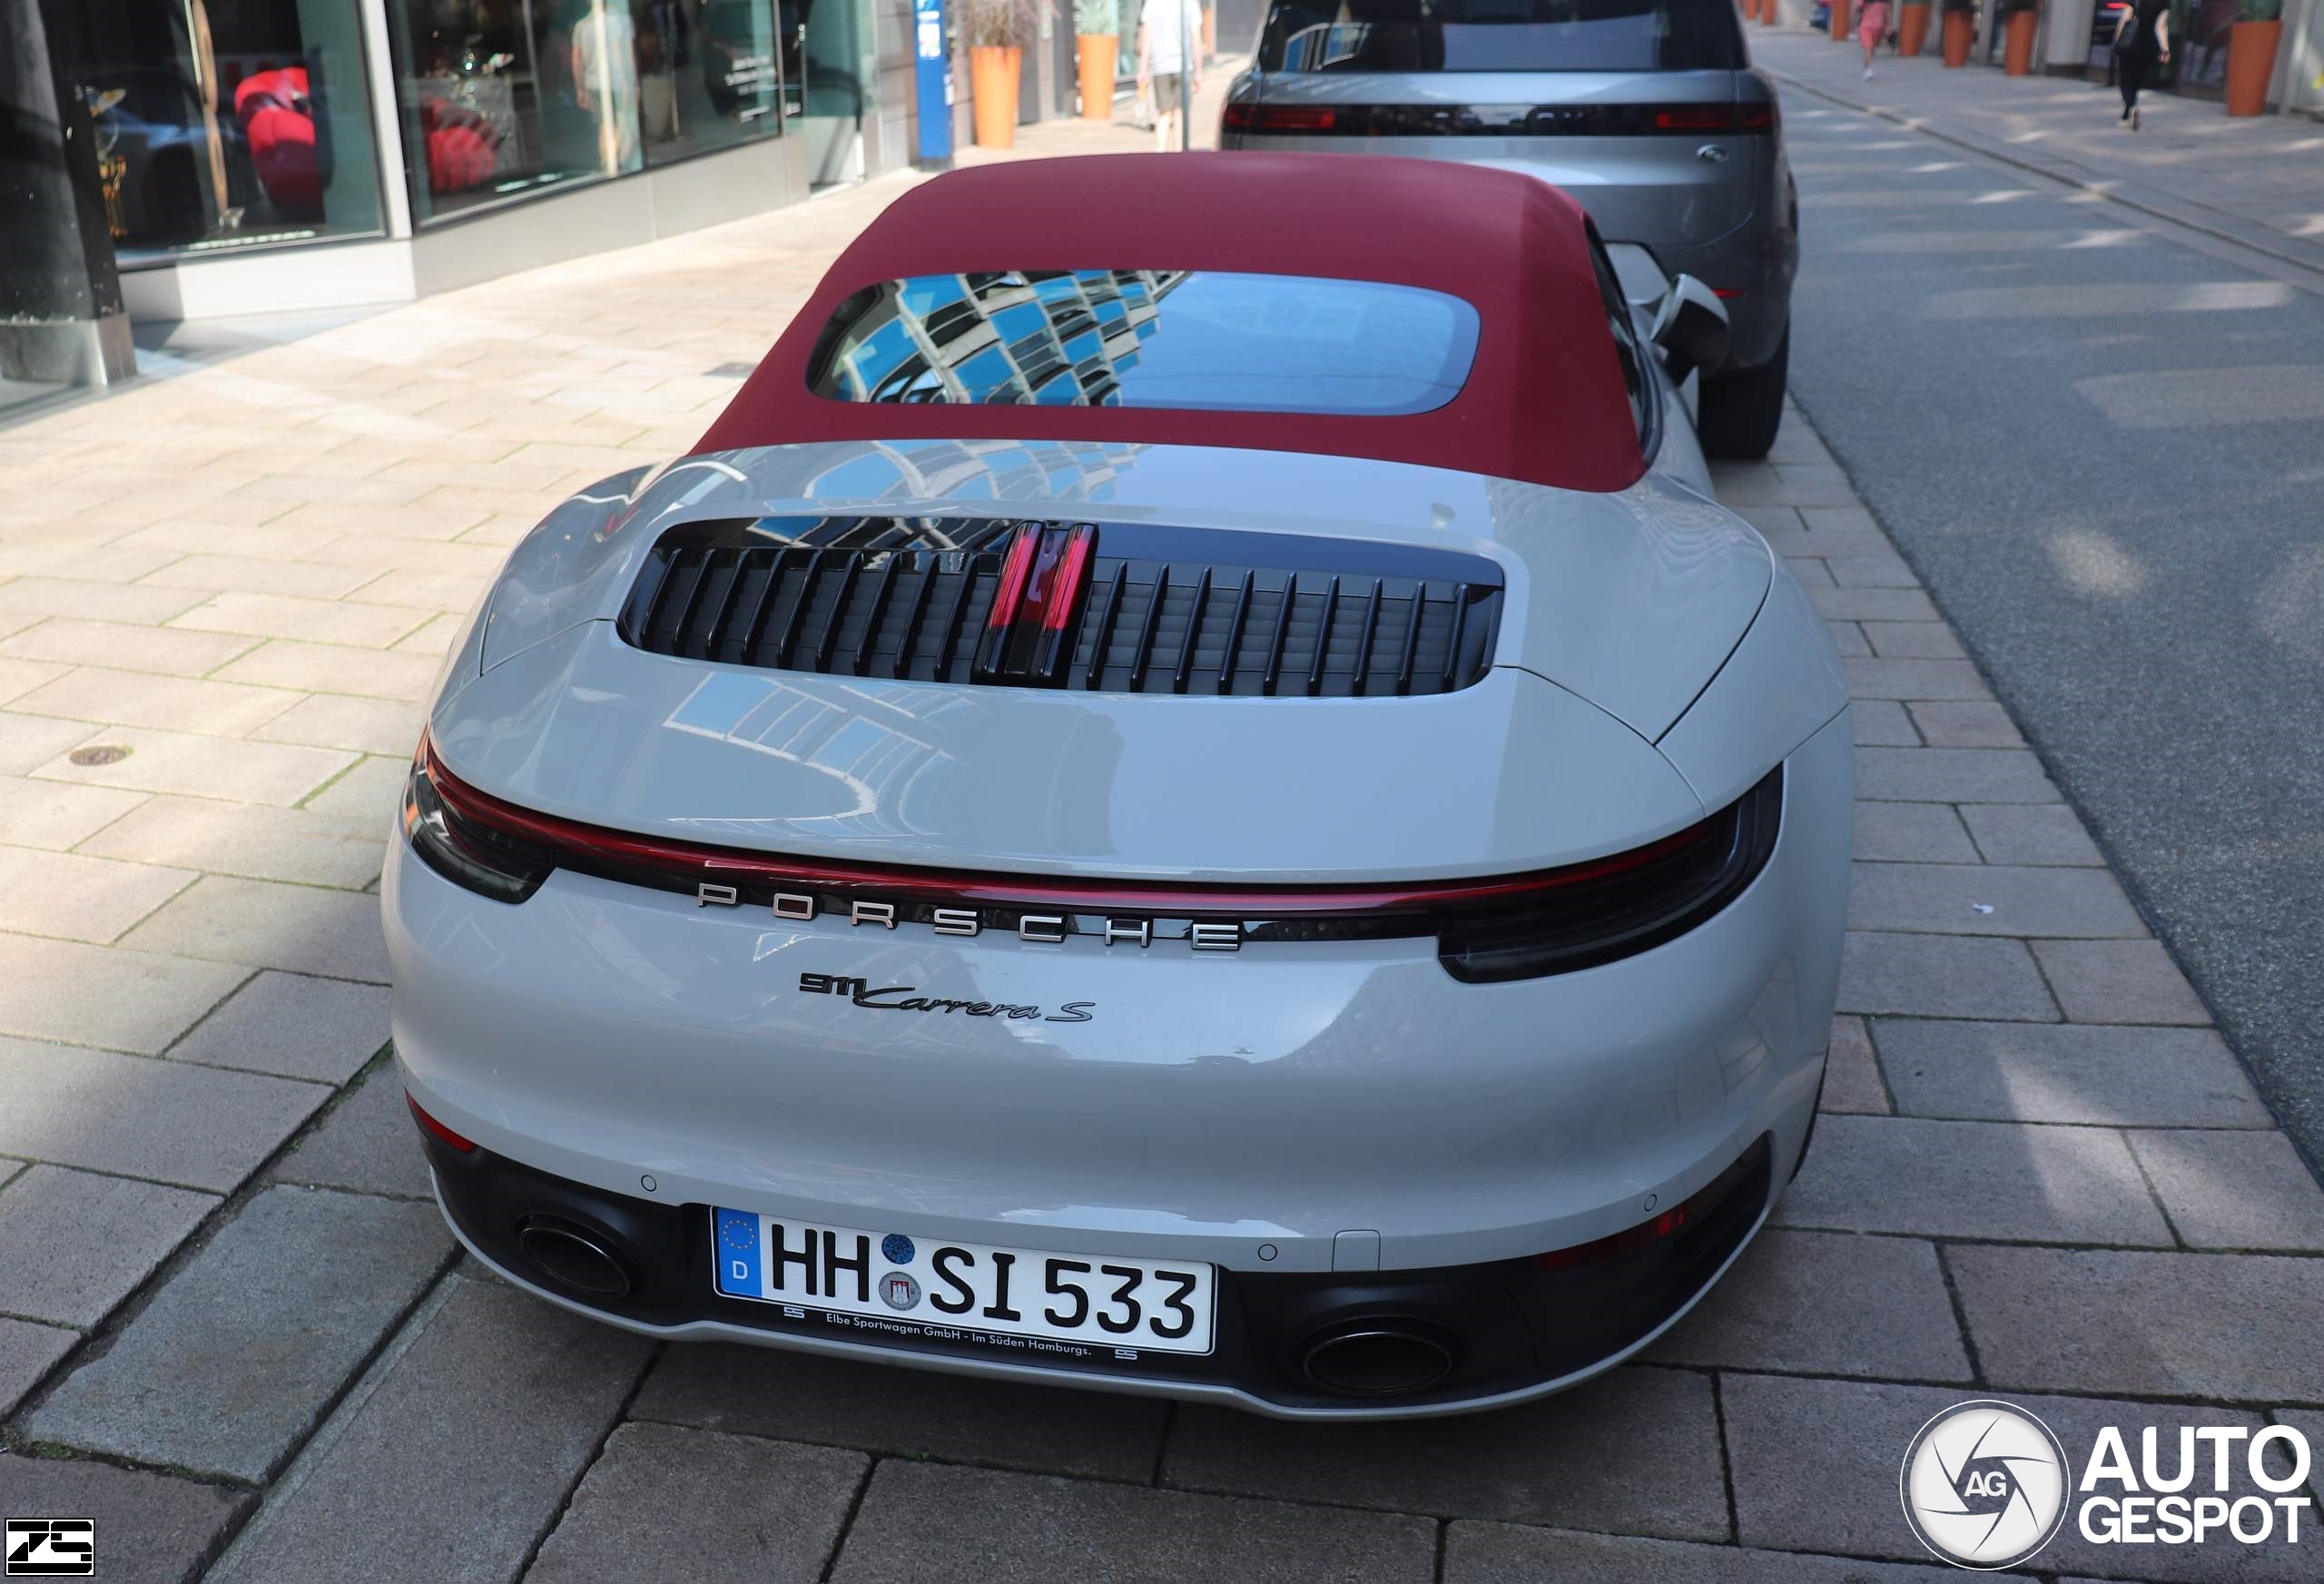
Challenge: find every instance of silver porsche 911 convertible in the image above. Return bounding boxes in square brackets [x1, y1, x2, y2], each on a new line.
[386, 152, 1851, 1419]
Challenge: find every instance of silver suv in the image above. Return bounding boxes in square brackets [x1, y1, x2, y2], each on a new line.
[1219, 0, 1797, 457]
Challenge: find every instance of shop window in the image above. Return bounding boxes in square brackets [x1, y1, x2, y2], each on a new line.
[638, 1, 788, 165]
[67, 0, 385, 260]
[389, 0, 659, 222]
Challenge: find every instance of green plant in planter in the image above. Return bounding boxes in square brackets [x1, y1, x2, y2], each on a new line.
[2235, 0, 2282, 20]
[955, 0, 1040, 48]
[1074, 0, 1115, 34]
[1997, 0, 2038, 15]
[1939, 0, 1974, 13]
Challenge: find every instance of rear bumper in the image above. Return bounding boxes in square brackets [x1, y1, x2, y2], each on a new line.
[424, 1121, 1777, 1418]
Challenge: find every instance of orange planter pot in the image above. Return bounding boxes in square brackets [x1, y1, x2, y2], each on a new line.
[2225, 19, 2282, 116]
[1203, 5, 1216, 55]
[1075, 34, 1117, 122]
[1832, 0, 1852, 41]
[1942, 9, 1973, 64]
[2004, 9, 2037, 74]
[970, 45, 1021, 150]
[1898, 0, 1930, 54]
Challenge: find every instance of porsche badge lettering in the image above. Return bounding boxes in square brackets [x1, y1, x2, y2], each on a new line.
[798, 973, 1097, 1022]
[697, 882, 1244, 951]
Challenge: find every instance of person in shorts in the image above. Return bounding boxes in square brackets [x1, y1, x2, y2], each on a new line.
[1138, 0, 1205, 152]
[1857, 0, 1891, 77]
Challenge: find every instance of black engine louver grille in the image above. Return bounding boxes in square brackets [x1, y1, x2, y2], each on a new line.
[618, 516, 1503, 698]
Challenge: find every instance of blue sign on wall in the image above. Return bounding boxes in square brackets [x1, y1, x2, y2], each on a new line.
[913, 0, 953, 167]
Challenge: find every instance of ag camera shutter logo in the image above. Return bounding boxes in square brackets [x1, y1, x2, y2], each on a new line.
[1899, 1401, 2073, 1569]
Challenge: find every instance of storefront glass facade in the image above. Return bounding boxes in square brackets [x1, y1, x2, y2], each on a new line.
[64, 0, 387, 260]
[387, 0, 790, 223]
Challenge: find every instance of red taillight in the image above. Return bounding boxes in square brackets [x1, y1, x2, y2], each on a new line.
[1223, 103, 1337, 133]
[1713, 288, 1747, 300]
[1650, 102, 1777, 133]
[408, 1094, 477, 1153]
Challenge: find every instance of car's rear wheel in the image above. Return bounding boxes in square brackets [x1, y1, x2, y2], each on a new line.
[1697, 327, 1788, 460]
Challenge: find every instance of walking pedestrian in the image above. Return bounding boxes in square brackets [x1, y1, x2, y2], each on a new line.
[1137, 0, 1204, 152]
[2112, 0, 2171, 131]
[1858, 0, 1892, 76]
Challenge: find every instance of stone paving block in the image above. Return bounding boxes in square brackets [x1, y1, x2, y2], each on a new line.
[25, 1186, 451, 1481]
[1827, 552, 1923, 587]
[0, 939, 246, 1056]
[0, 1318, 76, 1416]
[632, 1343, 1167, 1481]
[82, 795, 386, 890]
[0, 846, 194, 942]
[0, 1165, 219, 1328]
[1443, 1525, 2013, 1584]
[11, 666, 303, 739]
[1848, 861, 2144, 939]
[1846, 658, 1993, 702]
[0, 1036, 322, 1184]
[1821, 1013, 1891, 1114]
[141, 551, 379, 599]
[1830, 620, 1871, 657]
[1875, 1019, 2270, 1128]
[1960, 802, 2106, 866]
[122, 875, 391, 982]
[524, 1422, 865, 1584]
[0, 774, 143, 850]
[0, 616, 257, 676]
[0, 576, 209, 625]
[1776, 1115, 2173, 1245]
[300, 753, 413, 826]
[1856, 747, 2062, 804]
[1809, 585, 1940, 622]
[1163, 1365, 1728, 1539]
[1839, 932, 2059, 1020]
[1721, 1373, 2311, 1583]
[1647, 1228, 1969, 1380]
[214, 639, 442, 701]
[0, 711, 104, 775]
[2275, 1409, 2324, 1505]
[2030, 940, 2211, 1026]
[172, 969, 391, 1084]
[0, 655, 67, 706]
[390, 611, 464, 655]
[1864, 620, 1967, 660]
[830, 1460, 1438, 1584]
[2126, 1130, 2324, 1252]
[1786, 555, 1836, 586]
[27, 724, 355, 806]
[1949, 1245, 2324, 1409]
[1854, 802, 1976, 864]
[350, 568, 493, 612]
[1906, 700, 2024, 748]
[1853, 699, 1922, 746]
[0, 1452, 249, 1584]
[267, 1065, 434, 1197]
[206, 1272, 653, 1584]
[251, 692, 426, 756]
[172, 590, 436, 647]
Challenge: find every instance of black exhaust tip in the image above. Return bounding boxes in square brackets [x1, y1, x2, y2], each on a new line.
[516, 1216, 634, 1299]
[1299, 1320, 1460, 1396]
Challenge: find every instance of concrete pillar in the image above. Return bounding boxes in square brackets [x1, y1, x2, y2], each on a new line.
[0, 0, 135, 388]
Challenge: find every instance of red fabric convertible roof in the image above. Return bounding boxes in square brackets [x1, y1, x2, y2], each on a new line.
[693, 153, 1644, 494]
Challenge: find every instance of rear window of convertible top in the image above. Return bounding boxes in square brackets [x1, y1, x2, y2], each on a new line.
[806, 270, 1481, 418]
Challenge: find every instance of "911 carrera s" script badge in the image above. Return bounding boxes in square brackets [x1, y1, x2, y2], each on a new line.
[799, 972, 1095, 1022]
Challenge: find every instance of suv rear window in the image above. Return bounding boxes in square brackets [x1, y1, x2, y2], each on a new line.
[1258, 0, 1745, 74]
[809, 270, 1481, 417]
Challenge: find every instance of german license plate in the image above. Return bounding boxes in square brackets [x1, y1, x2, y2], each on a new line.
[711, 1209, 1216, 1355]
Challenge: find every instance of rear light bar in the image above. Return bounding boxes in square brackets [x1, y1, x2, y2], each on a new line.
[403, 735, 1778, 981]
[1226, 101, 1777, 139]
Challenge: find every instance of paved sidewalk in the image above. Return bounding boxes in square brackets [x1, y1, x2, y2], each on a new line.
[1752, 26, 2324, 278]
[3, 79, 2323, 1584]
